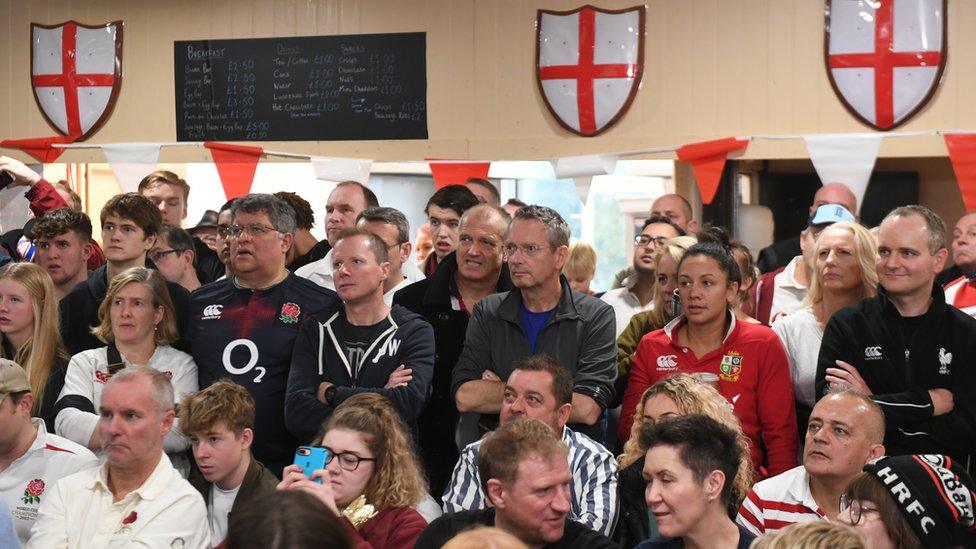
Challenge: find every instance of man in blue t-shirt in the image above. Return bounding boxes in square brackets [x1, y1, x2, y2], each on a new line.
[451, 206, 616, 444]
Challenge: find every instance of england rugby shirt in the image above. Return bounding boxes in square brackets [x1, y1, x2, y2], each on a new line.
[944, 275, 976, 318]
[0, 419, 97, 546]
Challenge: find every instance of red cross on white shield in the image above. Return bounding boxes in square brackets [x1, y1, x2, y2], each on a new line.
[537, 5, 645, 137]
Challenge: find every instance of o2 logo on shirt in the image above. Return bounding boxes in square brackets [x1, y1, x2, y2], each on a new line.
[222, 339, 267, 383]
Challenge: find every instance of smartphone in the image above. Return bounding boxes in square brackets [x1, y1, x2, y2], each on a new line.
[671, 289, 682, 317]
[294, 446, 331, 484]
[0, 170, 12, 191]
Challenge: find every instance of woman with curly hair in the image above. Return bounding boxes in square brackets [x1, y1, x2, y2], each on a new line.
[613, 374, 753, 547]
[278, 393, 430, 548]
[0, 263, 69, 427]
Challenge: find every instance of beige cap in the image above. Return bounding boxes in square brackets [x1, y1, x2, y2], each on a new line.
[0, 359, 30, 398]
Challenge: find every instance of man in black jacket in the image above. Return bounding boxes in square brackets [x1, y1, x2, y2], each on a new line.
[59, 193, 190, 355]
[285, 228, 434, 443]
[816, 205, 976, 464]
[393, 203, 512, 498]
[451, 206, 616, 445]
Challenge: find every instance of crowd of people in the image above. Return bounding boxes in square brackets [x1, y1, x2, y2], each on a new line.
[0, 153, 974, 548]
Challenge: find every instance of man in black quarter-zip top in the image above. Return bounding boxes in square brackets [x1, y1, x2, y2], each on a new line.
[816, 205, 976, 468]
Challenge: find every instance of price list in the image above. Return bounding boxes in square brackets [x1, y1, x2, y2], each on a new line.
[175, 32, 427, 141]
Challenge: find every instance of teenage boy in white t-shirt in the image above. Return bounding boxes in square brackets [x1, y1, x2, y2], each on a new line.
[179, 380, 278, 547]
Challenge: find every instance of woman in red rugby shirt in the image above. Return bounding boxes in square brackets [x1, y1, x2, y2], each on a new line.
[619, 228, 797, 479]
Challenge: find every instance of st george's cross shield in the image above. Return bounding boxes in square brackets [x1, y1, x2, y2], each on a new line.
[31, 21, 124, 140]
[825, 0, 946, 131]
[537, 5, 645, 137]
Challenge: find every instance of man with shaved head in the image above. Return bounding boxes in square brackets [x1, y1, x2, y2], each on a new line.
[737, 389, 885, 536]
[757, 182, 858, 274]
[941, 211, 976, 315]
[394, 204, 514, 498]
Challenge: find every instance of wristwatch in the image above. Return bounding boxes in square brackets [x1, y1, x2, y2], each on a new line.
[324, 385, 337, 403]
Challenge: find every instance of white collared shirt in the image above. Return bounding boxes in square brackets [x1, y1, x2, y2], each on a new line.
[0, 419, 98, 546]
[26, 453, 209, 549]
[600, 276, 655, 337]
[768, 256, 809, 324]
[297, 250, 427, 291]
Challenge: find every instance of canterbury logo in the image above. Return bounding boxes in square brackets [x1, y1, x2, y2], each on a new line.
[373, 338, 401, 363]
[202, 304, 223, 320]
[864, 346, 883, 360]
[657, 355, 677, 369]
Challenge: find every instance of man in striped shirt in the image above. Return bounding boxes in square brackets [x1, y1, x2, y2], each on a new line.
[442, 355, 618, 536]
[736, 390, 885, 535]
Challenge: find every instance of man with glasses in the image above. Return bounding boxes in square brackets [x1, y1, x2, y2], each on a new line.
[601, 215, 683, 337]
[188, 194, 339, 474]
[285, 228, 434, 442]
[452, 205, 616, 444]
[150, 226, 202, 292]
[59, 193, 191, 355]
[355, 207, 426, 304]
[737, 389, 885, 535]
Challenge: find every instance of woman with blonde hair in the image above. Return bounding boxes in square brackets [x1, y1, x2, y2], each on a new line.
[54, 267, 197, 471]
[278, 393, 430, 548]
[0, 263, 68, 427]
[772, 221, 877, 432]
[613, 373, 753, 547]
[563, 240, 598, 295]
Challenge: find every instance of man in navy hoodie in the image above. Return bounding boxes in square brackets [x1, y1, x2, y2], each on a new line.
[285, 228, 435, 443]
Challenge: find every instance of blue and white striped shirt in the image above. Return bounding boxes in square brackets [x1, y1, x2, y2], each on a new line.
[441, 426, 619, 536]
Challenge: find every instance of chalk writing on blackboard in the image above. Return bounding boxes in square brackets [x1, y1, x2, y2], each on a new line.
[175, 32, 427, 141]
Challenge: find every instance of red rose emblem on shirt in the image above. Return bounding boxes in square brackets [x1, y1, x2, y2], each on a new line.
[279, 302, 301, 324]
[21, 479, 44, 504]
[122, 511, 138, 525]
[95, 370, 110, 383]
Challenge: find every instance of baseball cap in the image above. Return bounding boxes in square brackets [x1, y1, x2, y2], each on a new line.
[809, 204, 856, 226]
[0, 359, 30, 398]
[862, 454, 976, 548]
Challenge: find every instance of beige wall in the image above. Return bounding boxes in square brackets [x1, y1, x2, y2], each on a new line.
[3, 0, 976, 165]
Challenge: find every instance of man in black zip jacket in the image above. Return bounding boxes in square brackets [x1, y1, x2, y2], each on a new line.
[816, 205, 976, 464]
[285, 228, 434, 443]
[393, 204, 513, 499]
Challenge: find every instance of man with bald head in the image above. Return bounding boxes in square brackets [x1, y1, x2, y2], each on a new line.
[816, 205, 976, 463]
[757, 182, 858, 273]
[737, 389, 885, 535]
[941, 212, 976, 315]
[394, 204, 514, 497]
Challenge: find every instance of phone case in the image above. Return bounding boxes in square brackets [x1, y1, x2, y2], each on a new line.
[293, 446, 330, 484]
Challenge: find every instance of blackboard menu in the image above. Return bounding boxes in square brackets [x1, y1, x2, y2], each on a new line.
[175, 32, 427, 141]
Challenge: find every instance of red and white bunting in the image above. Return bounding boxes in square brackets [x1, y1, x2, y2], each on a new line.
[101, 143, 161, 193]
[803, 134, 882, 212]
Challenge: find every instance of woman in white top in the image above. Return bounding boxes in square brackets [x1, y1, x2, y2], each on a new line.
[771, 221, 877, 431]
[54, 267, 198, 471]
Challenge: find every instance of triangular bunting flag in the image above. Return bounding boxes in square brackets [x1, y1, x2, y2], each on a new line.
[552, 154, 618, 179]
[573, 176, 593, 205]
[0, 135, 78, 163]
[311, 156, 373, 184]
[204, 141, 264, 199]
[426, 159, 490, 189]
[944, 134, 976, 211]
[102, 143, 162, 193]
[676, 137, 749, 204]
[803, 134, 882, 213]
